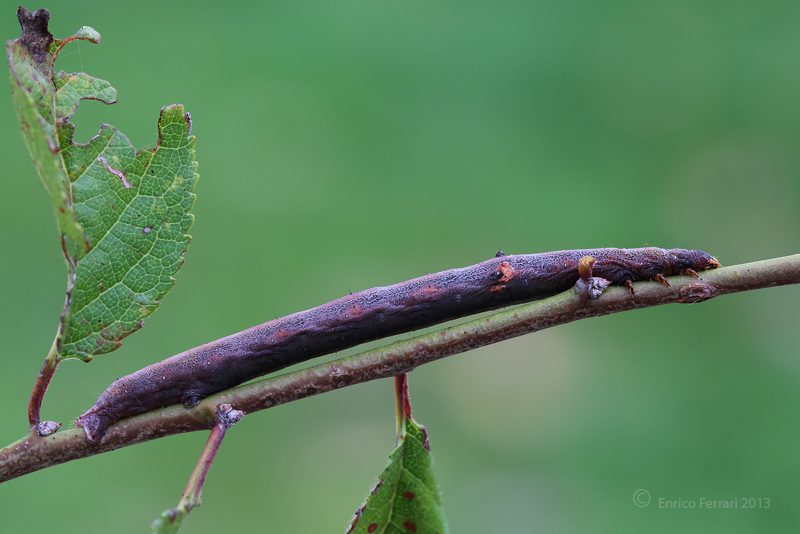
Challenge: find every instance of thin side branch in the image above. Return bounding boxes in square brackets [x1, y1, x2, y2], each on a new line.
[1, 254, 798, 483]
[151, 404, 243, 533]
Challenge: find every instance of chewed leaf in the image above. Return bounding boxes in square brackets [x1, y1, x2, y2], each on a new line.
[61, 105, 197, 360]
[347, 378, 448, 534]
[8, 8, 197, 361]
[7, 8, 91, 251]
[54, 71, 117, 123]
[72, 26, 101, 43]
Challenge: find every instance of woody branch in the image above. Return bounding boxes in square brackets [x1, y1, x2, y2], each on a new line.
[0, 254, 798, 483]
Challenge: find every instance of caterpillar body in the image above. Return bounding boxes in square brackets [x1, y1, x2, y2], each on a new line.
[77, 247, 719, 443]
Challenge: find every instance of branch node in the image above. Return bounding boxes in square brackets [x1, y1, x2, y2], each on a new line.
[215, 404, 244, 429]
[37, 421, 61, 437]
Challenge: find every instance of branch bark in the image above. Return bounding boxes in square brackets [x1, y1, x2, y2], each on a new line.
[1, 253, 798, 483]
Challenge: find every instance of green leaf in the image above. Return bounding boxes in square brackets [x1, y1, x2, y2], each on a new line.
[8, 8, 197, 361]
[347, 378, 448, 534]
[7, 9, 93, 253]
[59, 103, 196, 360]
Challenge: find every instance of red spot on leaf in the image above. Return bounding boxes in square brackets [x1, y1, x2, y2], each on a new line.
[367, 524, 378, 533]
[403, 520, 418, 532]
[403, 492, 415, 500]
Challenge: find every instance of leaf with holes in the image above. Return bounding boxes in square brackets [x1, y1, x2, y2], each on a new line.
[7, 9, 97, 255]
[8, 8, 197, 361]
[347, 377, 448, 534]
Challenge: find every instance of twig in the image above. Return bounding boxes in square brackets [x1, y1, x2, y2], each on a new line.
[151, 404, 243, 533]
[1, 254, 798, 483]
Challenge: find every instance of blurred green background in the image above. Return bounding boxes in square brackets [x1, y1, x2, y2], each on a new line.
[2, 1, 800, 532]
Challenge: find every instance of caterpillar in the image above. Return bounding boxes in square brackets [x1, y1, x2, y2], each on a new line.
[76, 247, 719, 443]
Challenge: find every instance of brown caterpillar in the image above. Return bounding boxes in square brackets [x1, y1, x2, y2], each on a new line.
[76, 247, 719, 442]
